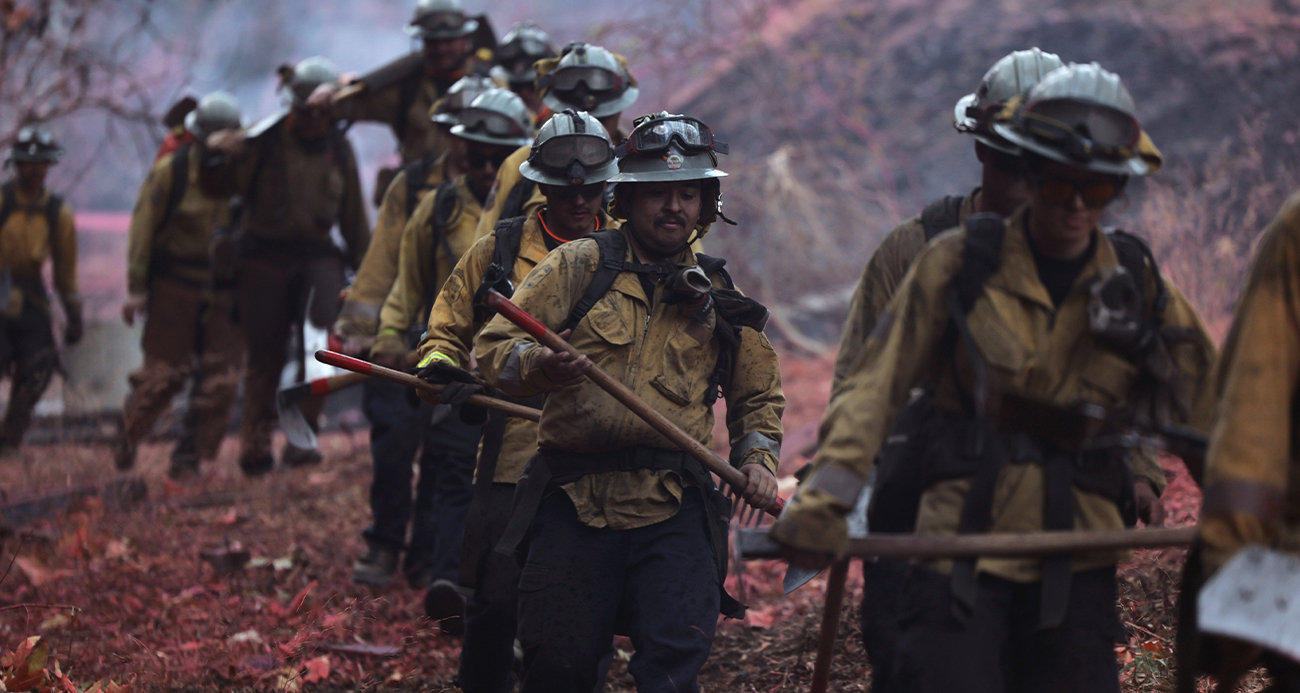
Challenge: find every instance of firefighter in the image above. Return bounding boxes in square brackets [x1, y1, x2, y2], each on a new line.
[116, 91, 245, 478]
[772, 64, 1217, 692]
[475, 112, 781, 693]
[349, 89, 531, 594]
[203, 57, 369, 476]
[414, 108, 620, 691]
[0, 124, 81, 454]
[491, 21, 557, 118]
[474, 43, 639, 238]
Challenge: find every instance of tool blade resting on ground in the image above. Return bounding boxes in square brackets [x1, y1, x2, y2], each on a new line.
[1198, 545, 1300, 663]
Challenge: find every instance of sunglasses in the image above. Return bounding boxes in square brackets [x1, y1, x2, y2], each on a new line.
[547, 182, 605, 201]
[1036, 172, 1125, 209]
[466, 146, 513, 171]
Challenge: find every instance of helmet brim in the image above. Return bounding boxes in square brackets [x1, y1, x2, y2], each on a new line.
[953, 92, 978, 133]
[606, 169, 727, 183]
[405, 18, 478, 39]
[519, 159, 620, 186]
[992, 122, 1149, 176]
[542, 85, 640, 119]
[450, 123, 532, 148]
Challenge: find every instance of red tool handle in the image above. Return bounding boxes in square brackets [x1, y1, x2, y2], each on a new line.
[484, 290, 784, 516]
[316, 349, 375, 375]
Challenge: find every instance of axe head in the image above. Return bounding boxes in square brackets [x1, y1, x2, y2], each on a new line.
[276, 381, 318, 450]
[1198, 544, 1300, 664]
[783, 479, 874, 594]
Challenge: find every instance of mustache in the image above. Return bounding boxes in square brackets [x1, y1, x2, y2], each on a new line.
[655, 213, 688, 227]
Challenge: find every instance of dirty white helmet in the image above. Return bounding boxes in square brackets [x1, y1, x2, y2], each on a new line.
[451, 89, 534, 148]
[993, 62, 1150, 176]
[7, 124, 62, 164]
[405, 0, 477, 39]
[539, 44, 638, 118]
[954, 47, 1064, 154]
[519, 110, 618, 186]
[608, 112, 728, 183]
[497, 21, 555, 84]
[185, 91, 242, 140]
[431, 76, 498, 125]
[280, 56, 340, 109]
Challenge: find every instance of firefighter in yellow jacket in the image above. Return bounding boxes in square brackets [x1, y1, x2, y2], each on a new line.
[0, 124, 80, 453]
[773, 64, 1217, 692]
[475, 112, 781, 693]
[1185, 193, 1300, 690]
[474, 43, 638, 238]
[203, 57, 369, 475]
[115, 92, 245, 478]
[349, 90, 532, 596]
[414, 109, 618, 692]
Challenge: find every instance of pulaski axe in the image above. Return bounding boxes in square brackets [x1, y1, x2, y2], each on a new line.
[481, 289, 784, 517]
[276, 352, 420, 450]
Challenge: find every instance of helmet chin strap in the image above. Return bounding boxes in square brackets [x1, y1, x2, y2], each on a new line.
[628, 220, 693, 262]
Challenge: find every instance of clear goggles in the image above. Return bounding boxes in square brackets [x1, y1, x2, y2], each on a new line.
[532, 133, 615, 170]
[618, 116, 728, 156]
[498, 37, 551, 62]
[458, 107, 528, 139]
[16, 126, 54, 147]
[1017, 100, 1140, 163]
[547, 66, 624, 93]
[416, 12, 469, 33]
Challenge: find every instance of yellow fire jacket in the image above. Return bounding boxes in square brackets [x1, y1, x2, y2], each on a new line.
[417, 208, 616, 484]
[773, 208, 1216, 581]
[334, 154, 450, 338]
[0, 184, 78, 317]
[1198, 192, 1300, 574]
[127, 145, 231, 293]
[476, 226, 784, 530]
[341, 63, 462, 164]
[371, 175, 483, 356]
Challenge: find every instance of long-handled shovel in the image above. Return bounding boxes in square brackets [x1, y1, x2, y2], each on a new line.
[277, 352, 422, 449]
[481, 289, 784, 517]
[312, 350, 541, 423]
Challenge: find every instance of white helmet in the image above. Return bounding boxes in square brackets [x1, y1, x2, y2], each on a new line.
[953, 48, 1064, 154]
[539, 44, 638, 118]
[431, 76, 497, 125]
[450, 89, 534, 148]
[993, 62, 1150, 176]
[185, 91, 242, 140]
[405, 0, 477, 39]
[519, 110, 619, 186]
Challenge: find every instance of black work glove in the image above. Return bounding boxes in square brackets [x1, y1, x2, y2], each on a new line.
[64, 303, 84, 346]
[418, 359, 483, 386]
[417, 360, 491, 426]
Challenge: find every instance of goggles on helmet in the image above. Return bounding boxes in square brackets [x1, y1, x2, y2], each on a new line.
[1016, 100, 1139, 164]
[458, 107, 530, 140]
[499, 37, 551, 62]
[417, 11, 469, 34]
[617, 116, 729, 157]
[16, 126, 54, 147]
[547, 66, 624, 93]
[533, 134, 615, 171]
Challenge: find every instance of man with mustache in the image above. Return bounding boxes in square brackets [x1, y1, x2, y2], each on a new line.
[475, 112, 783, 693]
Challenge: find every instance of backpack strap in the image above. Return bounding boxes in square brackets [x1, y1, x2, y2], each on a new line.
[920, 194, 967, 241]
[419, 180, 461, 326]
[0, 182, 16, 233]
[155, 143, 191, 242]
[560, 228, 672, 333]
[403, 155, 435, 218]
[472, 215, 529, 323]
[500, 179, 537, 220]
[393, 73, 421, 144]
[1106, 228, 1168, 326]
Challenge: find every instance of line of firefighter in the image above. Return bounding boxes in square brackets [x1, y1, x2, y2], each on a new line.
[4, 0, 1291, 689]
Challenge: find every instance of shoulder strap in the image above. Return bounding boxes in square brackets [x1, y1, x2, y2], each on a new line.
[951, 212, 1005, 315]
[45, 192, 64, 266]
[420, 180, 460, 324]
[394, 74, 421, 143]
[404, 156, 433, 218]
[561, 228, 629, 333]
[0, 183, 15, 231]
[491, 215, 528, 276]
[920, 194, 967, 241]
[501, 179, 536, 220]
[1106, 228, 1168, 324]
[156, 143, 191, 240]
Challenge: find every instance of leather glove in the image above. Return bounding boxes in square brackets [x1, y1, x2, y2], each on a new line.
[416, 357, 490, 425]
[768, 486, 853, 570]
[64, 300, 84, 346]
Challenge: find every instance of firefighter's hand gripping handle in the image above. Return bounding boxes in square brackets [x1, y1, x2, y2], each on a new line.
[483, 290, 784, 516]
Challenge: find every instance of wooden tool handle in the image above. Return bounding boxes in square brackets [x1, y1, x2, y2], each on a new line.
[809, 560, 851, 693]
[314, 350, 540, 422]
[484, 290, 784, 516]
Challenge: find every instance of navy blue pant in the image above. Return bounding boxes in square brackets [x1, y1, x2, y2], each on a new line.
[859, 557, 910, 693]
[516, 492, 719, 693]
[458, 482, 522, 693]
[894, 566, 1124, 693]
[361, 379, 479, 580]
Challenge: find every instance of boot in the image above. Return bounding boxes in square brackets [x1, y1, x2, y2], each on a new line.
[424, 578, 466, 635]
[352, 544, 400, 586]
[113, 436, 137, 471]
[239, 448, 274, 477]
[281, 443, 322, 468]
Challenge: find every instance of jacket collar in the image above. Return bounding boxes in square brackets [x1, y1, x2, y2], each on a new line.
[520, 209, 618, 265]
[984, 205, 1119, 311]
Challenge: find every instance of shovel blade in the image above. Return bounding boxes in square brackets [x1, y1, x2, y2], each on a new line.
[276, 385, 318, 450]
[1198, 545, 1300, 662]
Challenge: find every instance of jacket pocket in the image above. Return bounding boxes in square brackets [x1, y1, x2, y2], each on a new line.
[1078, 349, 1139, 410]
[516, 564, 551, 593]
[652, 321, 717, 406]
[585, 295, 634, 346]
[965, 302, 1028, 375]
